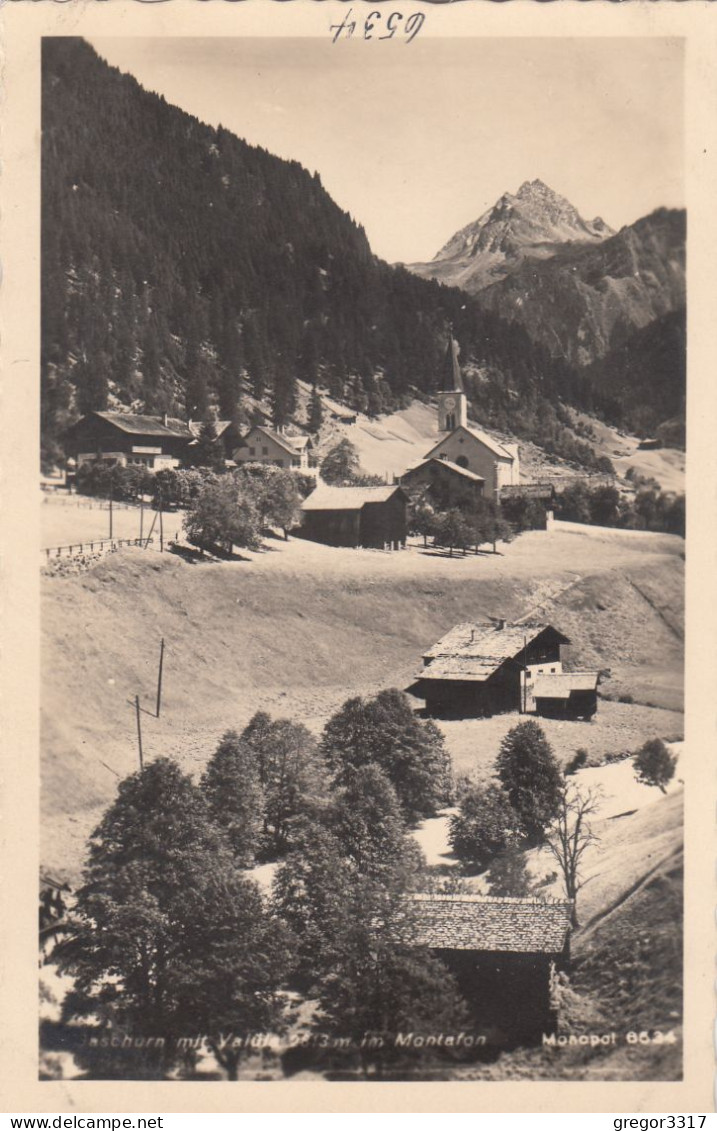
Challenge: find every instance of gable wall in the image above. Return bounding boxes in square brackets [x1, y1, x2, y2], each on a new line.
[427, 431, 510, 495]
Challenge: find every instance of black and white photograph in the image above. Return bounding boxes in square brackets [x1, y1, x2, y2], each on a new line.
[0, 5, 708, 1109]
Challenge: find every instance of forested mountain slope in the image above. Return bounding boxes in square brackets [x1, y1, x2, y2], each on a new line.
[41, 38, 680, 468]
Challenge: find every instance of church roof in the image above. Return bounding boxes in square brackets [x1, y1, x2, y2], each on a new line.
[403, 894, 573, 954]
[441, 337, 464, 394]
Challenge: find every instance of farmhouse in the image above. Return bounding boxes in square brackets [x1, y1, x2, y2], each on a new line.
[413, 337, 519, 498]
[300, 484, 408, 549]
[404, 894, 573, 1043]
[409, 620, 599, 719]
[62, 411, 239, 471]
[233, 425, 313, 471]
[400, 457, 485, 511]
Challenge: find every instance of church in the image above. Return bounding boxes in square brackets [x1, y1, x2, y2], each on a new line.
[401, 337, 520, 500]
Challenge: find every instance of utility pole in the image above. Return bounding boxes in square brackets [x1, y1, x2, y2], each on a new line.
[139, 496, 144, 543]
[109, 476, 114, 540]
[522, 634, 528, 714]
[156, 638, 165, 718]
[135, 694, 144, 770]
[158, 489, 164, 552]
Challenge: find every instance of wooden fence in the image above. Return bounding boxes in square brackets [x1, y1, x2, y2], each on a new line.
[43, 537, 155, 560]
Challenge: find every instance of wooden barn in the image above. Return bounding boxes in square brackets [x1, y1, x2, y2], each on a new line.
[404, 894, 573, 1044]
[400, 456, 485, 511]
[300, 485, 408, 549]
[532, 673, 599, 720]
[408, 620, 598, 719]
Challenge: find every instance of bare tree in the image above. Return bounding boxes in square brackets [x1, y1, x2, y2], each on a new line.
[545, 784, 601, 927]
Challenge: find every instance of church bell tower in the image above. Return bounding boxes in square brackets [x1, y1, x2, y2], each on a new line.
[437, 336, 468, 432]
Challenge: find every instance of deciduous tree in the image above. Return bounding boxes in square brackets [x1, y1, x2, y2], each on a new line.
[201, 730, 265, 866]
[496, 721, 563, 843]
[545, 782, 601, 926]
[56, 759, 290, 1080]
[632, 738, 677, 793]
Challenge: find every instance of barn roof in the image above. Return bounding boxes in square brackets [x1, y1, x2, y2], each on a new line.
[302, 485, 404, 512]
[403, 457, 485, 484]
[90, 412, 194, 439]
[533, 672, 600, 699]
[404, 894, 572, 954]
[425, 425, 516, 463]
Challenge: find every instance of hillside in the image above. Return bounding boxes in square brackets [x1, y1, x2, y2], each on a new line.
[41, 38, 645, 470]
[41, 524, 683, 879]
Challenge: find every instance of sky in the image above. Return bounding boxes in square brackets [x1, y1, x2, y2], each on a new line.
[90, 36, 684, 265]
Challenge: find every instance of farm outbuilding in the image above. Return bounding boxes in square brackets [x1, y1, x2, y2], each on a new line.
[403, 894, 573, 1044]
[408, 620, 599, 719]
[300, 485, 408, 549]
[400, 456, 485, 511]
[533, 673, 599, 720]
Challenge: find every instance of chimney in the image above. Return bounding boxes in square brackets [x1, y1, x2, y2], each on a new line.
[496, 618, 506, 631]
[162, 412, 168, 427]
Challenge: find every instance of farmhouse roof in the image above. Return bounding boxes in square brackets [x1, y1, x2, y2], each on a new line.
[239, 426, 311, 455]
[533, 672, 600, 699]
[424, 621, 568, 662]
[90, 412, 194, 439]
[419, 622, 570, 683]
[403, 457, 485, 484]
[404, 894, 572, 954]
[425, 425, 516, 463]
[302, 485, 404, 512]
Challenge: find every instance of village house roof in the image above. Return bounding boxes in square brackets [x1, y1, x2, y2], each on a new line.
[238, 425, 311, 455]
[424, 425, 516, 464]
[403, 457, 485, 484]
[301, 484, 404, 512]
[533, 672, 600, 699]
[418, 622, 570, 683]
[188, 420, 233, 440]
[86, 411, 195, 439]
[404, 894, 573, 954]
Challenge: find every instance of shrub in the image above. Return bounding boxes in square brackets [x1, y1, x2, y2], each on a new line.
[565, 748, 589, 776]
[633, 738, 677, 793]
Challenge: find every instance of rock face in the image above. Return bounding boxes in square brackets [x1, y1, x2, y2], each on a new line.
[408, 181, 685, 372]
[408, 179, 614, 294]
[472, 207, 686, 367]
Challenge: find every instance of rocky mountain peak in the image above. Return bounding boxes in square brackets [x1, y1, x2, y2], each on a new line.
[409, 180, 615, 294]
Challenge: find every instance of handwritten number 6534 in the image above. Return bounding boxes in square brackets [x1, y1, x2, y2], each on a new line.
[330, 9, 426, 44]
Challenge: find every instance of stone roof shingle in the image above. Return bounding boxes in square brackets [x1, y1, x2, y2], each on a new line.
[404, 894, 572, 954]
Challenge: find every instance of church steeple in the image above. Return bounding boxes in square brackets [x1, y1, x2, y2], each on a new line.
[443, 335, 464, 393]
[437, 335, 468, 432]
